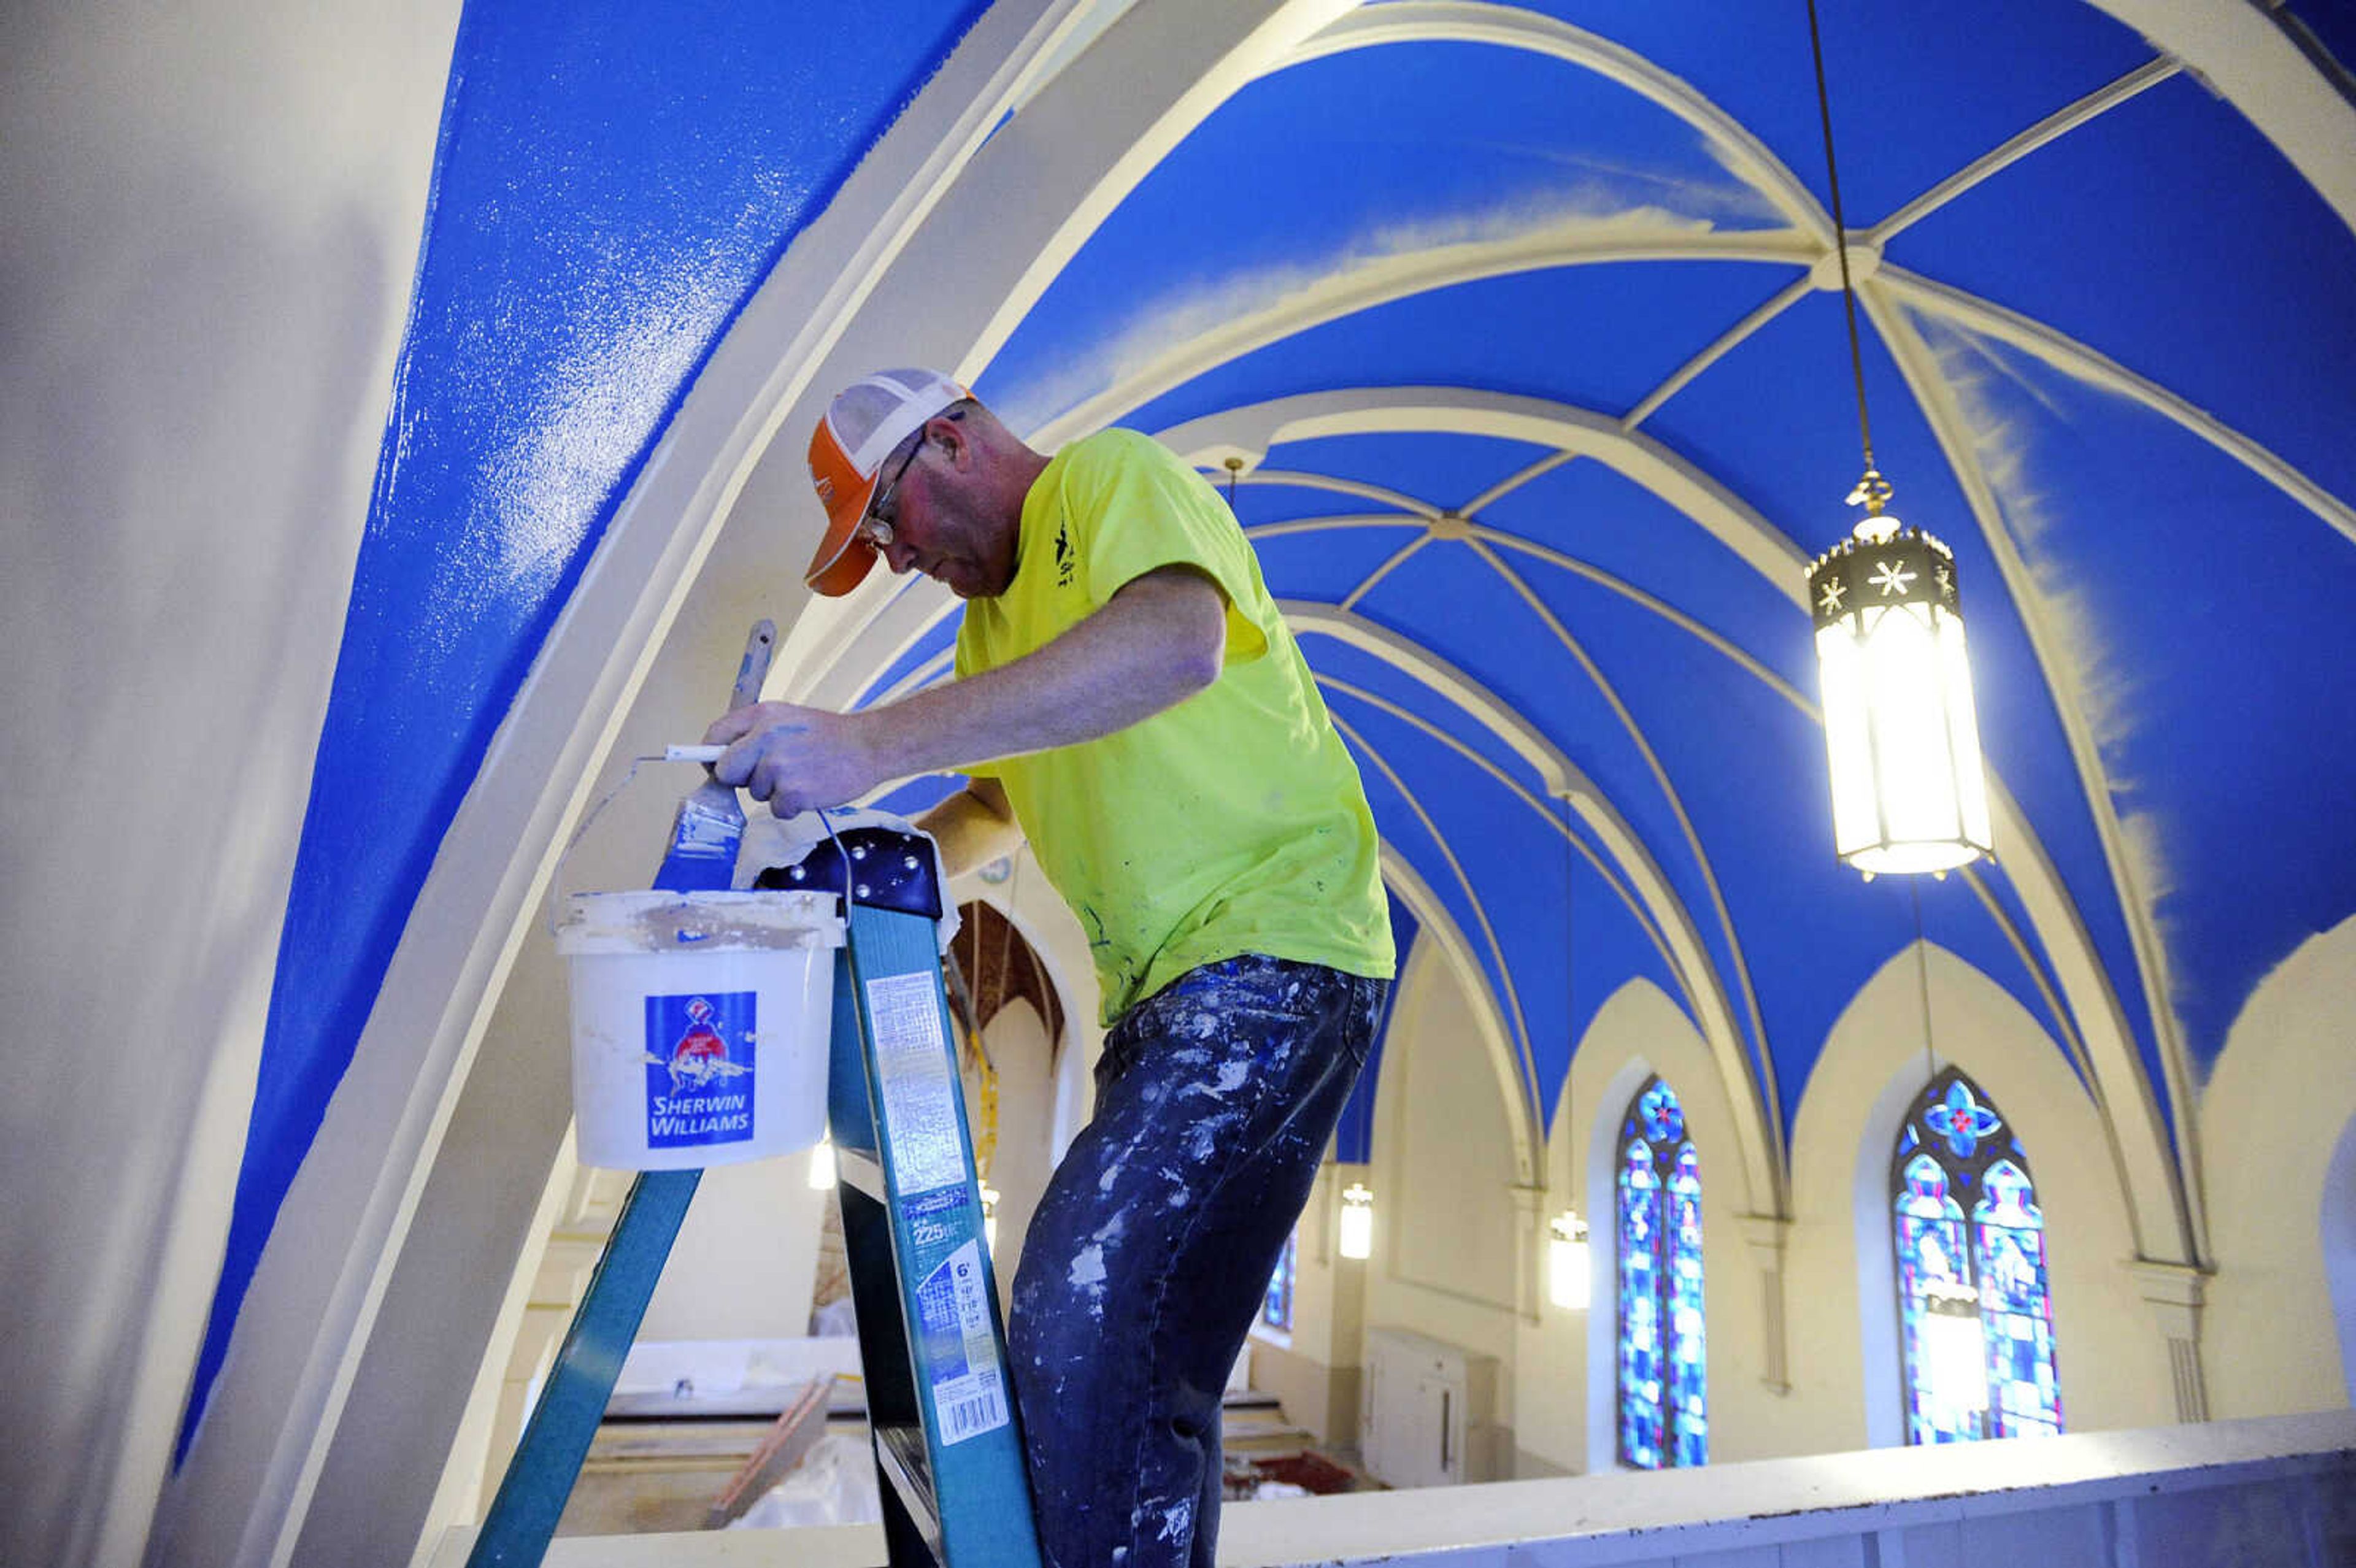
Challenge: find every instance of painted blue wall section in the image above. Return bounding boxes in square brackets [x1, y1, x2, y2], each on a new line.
[182, 0, 987, 1460]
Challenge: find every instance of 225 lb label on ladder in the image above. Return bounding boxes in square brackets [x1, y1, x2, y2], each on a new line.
[864, 972, 967, 1194]
[910, 1209, 1012, 1445]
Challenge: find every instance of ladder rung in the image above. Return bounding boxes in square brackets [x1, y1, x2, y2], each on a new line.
[838, 1147, 886, 1203]
[874, 1422, 944, 1555]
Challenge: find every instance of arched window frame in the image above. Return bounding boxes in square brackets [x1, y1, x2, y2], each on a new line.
[1615, 1075, 1707, 1468]
[1890, 1065, 2063, 1443]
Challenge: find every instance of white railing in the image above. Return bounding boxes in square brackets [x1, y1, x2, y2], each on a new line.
[429, 1409, 2354, 1567]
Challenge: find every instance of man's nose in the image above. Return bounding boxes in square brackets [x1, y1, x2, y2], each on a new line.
[882, 538, 916, 574]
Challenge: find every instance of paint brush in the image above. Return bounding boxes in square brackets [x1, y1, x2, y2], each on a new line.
[657, 620, 776, 888]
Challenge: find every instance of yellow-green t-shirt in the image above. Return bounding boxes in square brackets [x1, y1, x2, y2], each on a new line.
[953, 428, 1393, 1023]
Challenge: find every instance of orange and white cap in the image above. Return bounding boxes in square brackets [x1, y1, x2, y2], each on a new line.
[803, 367, 969, 596]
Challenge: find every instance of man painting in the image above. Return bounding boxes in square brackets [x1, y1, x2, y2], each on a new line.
[707, 368, 1392, 1567]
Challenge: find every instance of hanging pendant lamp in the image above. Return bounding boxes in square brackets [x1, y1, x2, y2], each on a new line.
[1810, 510, 1994, 875]
[1801, 0, 1992, 879]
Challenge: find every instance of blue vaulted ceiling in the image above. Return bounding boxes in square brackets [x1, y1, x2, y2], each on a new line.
[945, 2, 2356, 1168]
[210, 0, 2354, 1450]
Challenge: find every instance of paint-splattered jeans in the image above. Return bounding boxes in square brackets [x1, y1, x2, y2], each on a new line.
[1008, 955, 1387, 1568]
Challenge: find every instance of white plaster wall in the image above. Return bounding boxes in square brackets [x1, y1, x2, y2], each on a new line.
[635, 1155, 828, 1343]
[1250, 1163, 1369, 1442]
[1785, 942, 2173, 1455]
[0, 6, 459, 1566]
[2198, 912, 2356, 1419]
[1364, 942, 1526, 1430]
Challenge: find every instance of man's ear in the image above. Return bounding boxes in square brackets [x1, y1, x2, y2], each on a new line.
[925, 411, 969, 465]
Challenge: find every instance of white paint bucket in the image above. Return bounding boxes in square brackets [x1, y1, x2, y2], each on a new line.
[555, 890, 844, 1171]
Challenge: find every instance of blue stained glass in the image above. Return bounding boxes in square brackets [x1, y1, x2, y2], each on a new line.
[1974, 1161, 2062, 1438]
[1891, 1069, 2063, 1445]
[1894, 1153, 1976, 1445]
[1617, 1137, 1664, 1468]
[1639, 1080, 1685, 1144]
[1261, 1228, 1296, 1332]
[1619, 1076, 1706, 1468]
[1666, 1142, 1708, 1467]
[1923, 1078, 2004, 1160]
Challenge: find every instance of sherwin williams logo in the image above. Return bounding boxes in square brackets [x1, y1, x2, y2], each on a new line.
[644, 993, 755, 1149]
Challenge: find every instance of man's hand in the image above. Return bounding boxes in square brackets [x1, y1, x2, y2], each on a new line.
[704, 701, 879, 818]
[699, 567, 1224, 820]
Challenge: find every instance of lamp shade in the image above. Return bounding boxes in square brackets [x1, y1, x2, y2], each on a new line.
[1548, 1210, 1592, 1310]
[1809, 517, 1993, 875]
[1338, 1182, 1375, 1260]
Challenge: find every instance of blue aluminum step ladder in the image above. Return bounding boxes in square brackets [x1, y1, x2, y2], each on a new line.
[466, 627, 1040, 1567]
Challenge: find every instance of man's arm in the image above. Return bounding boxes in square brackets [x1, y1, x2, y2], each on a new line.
[707, 565, 1225, 818]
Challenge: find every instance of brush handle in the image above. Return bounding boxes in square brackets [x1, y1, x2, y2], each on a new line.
[726, 619, 778, 713]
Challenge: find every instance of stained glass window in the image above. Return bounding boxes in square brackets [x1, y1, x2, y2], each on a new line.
[1261, 1228, 1296, 1332]
[1617, 1076, 1707, 1467]
[1890, 1067, 2063, 1443]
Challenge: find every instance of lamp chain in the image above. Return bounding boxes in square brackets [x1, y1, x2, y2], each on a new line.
[1804, 0, 1888, 515]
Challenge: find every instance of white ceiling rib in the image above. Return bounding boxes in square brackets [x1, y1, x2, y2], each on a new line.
[1466, 536, 1784, 1139]
[1241, 469, 1440, 518]
[1283, 602, 1775, 1208]
[1288, 1, 1834, 238]
[1465, 450, 1577, 518]
[1622, 274, 1817, 432]
[1160, 389, 1811, 593]
[1864, 286, 2205, 1264]
[1028, 235, 1819, 453]
[1376, 844, 1542, 1185]
[1868, 56, 2183, 245]
[1336, 532, 1434, 614]
[1331, 708, 1547, 1139]
[1314, 670, 1680, 972]
[1881, 268, 2356, 550]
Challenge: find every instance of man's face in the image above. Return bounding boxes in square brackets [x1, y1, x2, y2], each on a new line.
[873, 436, 1017, 599]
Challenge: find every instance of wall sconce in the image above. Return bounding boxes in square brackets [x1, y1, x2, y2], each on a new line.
[1548, 1210, 1592, 1310]
[807, 1136, 836, 1191]
[1339, 1182, 1375, 1261]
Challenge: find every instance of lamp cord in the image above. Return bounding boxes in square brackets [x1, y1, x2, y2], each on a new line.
[1563, 801, 1577, 1218]
[1909, 879, 1936, 1089]
[1804, 0, 1887, 510]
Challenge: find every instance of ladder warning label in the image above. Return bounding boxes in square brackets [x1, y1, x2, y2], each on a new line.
[915, 1236, 1010, 1445]
[864, 971, 964, 1196]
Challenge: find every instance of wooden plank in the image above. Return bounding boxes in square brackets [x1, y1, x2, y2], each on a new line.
[704, 1377, 833, 1529]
